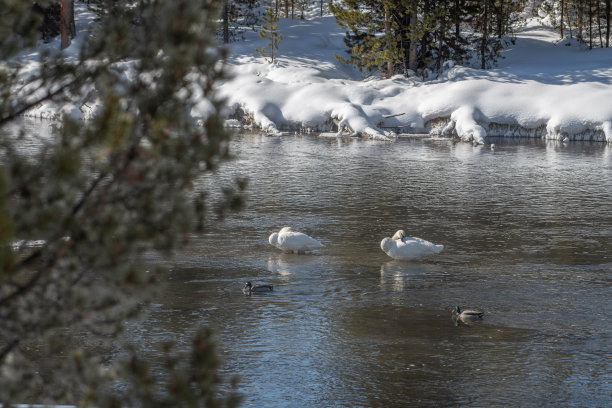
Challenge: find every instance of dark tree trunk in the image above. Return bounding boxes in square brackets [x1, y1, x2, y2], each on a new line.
[454, 0, 461, 56]
[565, 2, 574, 38]
[60, 0, 75, 50]
[496, 0, 504, 38]
[69, 0, 75, 38]
[384, 4, 393, 77]
[597, 0, 603, 46]
[437, 14, 446, 72]
[560, 0, 564, 38]
[223, 1, 230, 43]
[481, 0, 489, 69]
[578, 1, 584, 41]
[606, 0, 611, 47]
[588, 0, 593, 49]
[408, 11, 418, 72]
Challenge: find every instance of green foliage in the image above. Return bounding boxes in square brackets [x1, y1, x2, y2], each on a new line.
[0, 0, 243, 406]
[256, 0, 283, 63]
[329, 0, 394, 74]
[95, 329, 241, 408]
[330, 0, 527, 77]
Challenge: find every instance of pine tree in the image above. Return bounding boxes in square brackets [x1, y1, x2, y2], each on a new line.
[330, 1, 405, 75]
[331, 0, 527, 77]
[0, 1, 242, 405]
[256, 0, 283, 63]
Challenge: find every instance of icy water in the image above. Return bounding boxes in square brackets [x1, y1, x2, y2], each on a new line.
[10, 120, 610, 406]
[127, 133, 612, 407]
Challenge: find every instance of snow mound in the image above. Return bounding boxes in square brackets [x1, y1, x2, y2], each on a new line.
[11, 7, 612, 144]
[220, 16, 612, 143]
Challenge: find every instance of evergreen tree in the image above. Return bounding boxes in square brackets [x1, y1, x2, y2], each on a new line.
[331, 0, 526, 77]
[0, 1, 243, 405]
[256, 0, 283, 63]
[330, 1, 407, 76]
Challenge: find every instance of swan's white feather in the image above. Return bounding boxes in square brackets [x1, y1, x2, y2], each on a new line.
[268, 227, 324, 253]
[380, 231, 443, 260]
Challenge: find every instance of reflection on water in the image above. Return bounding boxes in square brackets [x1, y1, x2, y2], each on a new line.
[115, 132, 611, 406]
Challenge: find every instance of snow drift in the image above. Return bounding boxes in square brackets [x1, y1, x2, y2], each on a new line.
[219, 16, 612, 143]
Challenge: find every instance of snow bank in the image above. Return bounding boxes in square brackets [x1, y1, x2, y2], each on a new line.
[220, 17, 612, 142]
[9, 6, 612, 144]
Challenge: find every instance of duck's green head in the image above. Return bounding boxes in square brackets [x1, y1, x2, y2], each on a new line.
[453, 306, 461, 314]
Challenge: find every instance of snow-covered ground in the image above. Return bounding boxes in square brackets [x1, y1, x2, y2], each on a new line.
[220, 16, 612, 143]
[10, 3, 100, 120]
[10, 4, 612, 143]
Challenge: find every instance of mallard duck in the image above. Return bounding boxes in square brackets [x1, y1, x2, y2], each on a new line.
[243, 281, 273, 294]
[452, 306, 484, 321]
[380, 229, 444, 260]
[268, 227, 324, 254]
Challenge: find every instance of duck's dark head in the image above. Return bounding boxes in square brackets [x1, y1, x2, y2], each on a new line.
[454, 306, 461, 314]
[244, 281, 252, 289]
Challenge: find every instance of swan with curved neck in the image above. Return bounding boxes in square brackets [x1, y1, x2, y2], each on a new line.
[268, 227, 324, 254]
[380, 229, 443, 260]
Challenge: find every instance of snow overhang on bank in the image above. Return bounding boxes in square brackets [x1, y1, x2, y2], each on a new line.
[219, 17, 612, 143]
[11, 6, 612, 144]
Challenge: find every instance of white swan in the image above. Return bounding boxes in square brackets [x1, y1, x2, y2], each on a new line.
[380, 229, 444, 260]
[268, 227, 324, 254]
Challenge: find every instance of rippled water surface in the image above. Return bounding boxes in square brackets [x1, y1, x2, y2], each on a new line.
[132, 133, 611, 407]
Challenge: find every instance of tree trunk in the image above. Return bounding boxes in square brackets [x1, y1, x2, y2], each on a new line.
[588, 0, 593, 48]
[408, 11, 418, 72]
[596, 0, 603, 46]
[481, 0, 489, 69]
[437, 14, 446, 71]
[565, 2, 574, 38]
[606, 0, 611, 47]
[60, 0, 75, 50]
[560, 0, 564, 38]
[68, 0, 75, 38]
[497, 0, 504, 38]
[223, 1, 230, 44]
[454, 0, 461, 57]
[384, 4, 393, 77]
[578, 2, 584, 42]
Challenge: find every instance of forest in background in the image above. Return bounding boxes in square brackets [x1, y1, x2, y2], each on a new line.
[220, 0, 611, 76]
[33, 1, 612, 77]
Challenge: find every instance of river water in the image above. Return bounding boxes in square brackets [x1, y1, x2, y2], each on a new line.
[123, 133, 612, 407]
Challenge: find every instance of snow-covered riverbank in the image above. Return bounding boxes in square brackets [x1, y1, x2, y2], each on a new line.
[11, 4, 612, 144]
[220, 16, 612, 143]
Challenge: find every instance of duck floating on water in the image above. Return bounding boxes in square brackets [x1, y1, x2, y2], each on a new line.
[243, 281, 273, 294]
[452, 306, 484, 322]
[268, 227, 324, 254]
[380, 229, 444, 260]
